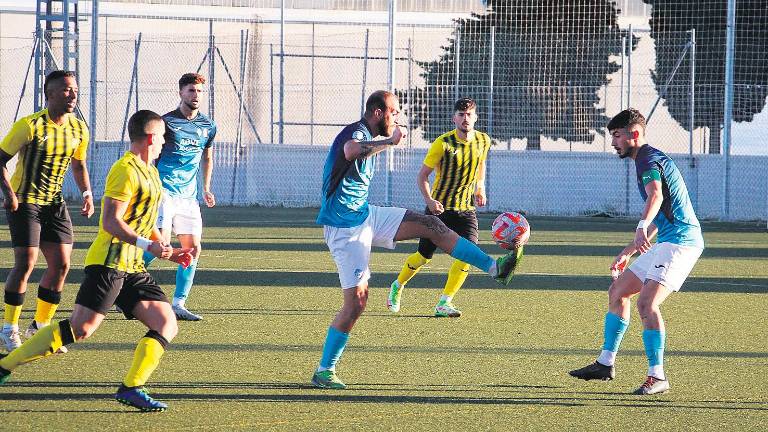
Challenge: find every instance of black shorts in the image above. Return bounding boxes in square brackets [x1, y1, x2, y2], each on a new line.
[418, 208, 479, 259]
[6, 202, 73, 247]
[75, 265, 169, 319]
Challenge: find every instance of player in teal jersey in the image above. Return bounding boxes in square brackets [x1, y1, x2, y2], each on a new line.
[569, 108, 704, 395]
[312, 90, 524, 389]
[144, 73, 217, 321]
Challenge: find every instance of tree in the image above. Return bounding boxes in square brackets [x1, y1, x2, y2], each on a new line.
[400, 0, 633, 150]
[644, 0, 768, 154]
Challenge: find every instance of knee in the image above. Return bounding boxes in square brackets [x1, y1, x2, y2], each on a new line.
[636, 296, 658, 317]
[72, 324, 96, 341]
[13, 258, 36, 276]
[162, 321, 179, 342]
[53, 260, 71, 277]
[607, 284, 630, 309]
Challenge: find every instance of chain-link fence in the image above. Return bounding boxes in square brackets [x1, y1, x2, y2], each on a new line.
[1, 0, 766, 221]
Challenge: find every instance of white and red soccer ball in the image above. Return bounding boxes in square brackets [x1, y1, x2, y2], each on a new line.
[491, 212, 530, 250]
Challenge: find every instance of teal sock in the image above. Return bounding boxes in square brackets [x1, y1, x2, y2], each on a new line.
[174, 260, 198, 302]
[319, 326, 349, 370]
[602, 312, 629, 352]
[142, 251, 157, 267]
[449, 237, 495, 273]
[642, 329, 665, 367]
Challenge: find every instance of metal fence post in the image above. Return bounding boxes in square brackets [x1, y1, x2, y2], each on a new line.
[279, 0, 285, 144]
[722, 0, 736, 220]
[310, 22, 315, 145]
[89, 0, 98, 172]
[454, 27, 460, 101]
[488, 26, 495, 138]
[360, 28, 369, 118]
[269, 43, 274, 143]
[688, 29, 698, 210]
[208, 20, 215, 121]
[627, 24, 632, 108]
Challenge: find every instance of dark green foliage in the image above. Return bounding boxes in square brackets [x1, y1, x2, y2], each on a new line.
[644, 0, 768, 153]
[400, 0, 633, 150]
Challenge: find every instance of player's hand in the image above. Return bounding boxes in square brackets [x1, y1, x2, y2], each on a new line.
[634, 228, 652, 254]
[81, 196, 95, 218]
[169, 248, 195, 269]
[610, 256, 629, 280]
[203, 191, 216, 208]
[474, 187, 486, 207]
[427, 199, 444, 215]
[391, 124, 407, 145]
[2, 193, 18, 212]
[149, 241, 173, 260]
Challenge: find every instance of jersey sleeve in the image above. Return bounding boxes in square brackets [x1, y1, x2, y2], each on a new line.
[72, 122, 90, 161]
[0, 118, 34, 156]
[422, 139, 444, 168]
[104, 162, 136, 202]
[640, 168, 662, 185]
[479, 133, 491, 161]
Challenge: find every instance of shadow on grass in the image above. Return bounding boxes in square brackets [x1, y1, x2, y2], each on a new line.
[1, 269, 764, 293]
[2, 387, 766, 411]
[29, 341, 765, 360]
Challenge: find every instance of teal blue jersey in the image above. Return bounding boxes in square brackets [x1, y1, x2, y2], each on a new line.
[316, 119, 375, 228]
[157, 109, 217, 199]
[635, 144, 704, 248]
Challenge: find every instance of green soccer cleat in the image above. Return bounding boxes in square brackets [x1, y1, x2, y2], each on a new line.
[311, 370, 347, 390]
[387, 280, 403, 313]
[494, 246, 524, 286]
[0, 354, 10, 385]
[434, 301, 462, 318]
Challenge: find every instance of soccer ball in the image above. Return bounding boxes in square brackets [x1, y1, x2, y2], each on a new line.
[491, 212, 530, 250]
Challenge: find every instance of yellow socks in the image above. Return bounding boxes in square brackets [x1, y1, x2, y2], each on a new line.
[397, 252, 430, 286]
[123, 331, 169, 388]
[0, 320, 75, 371]
[442, 260, 470, 298]
[34, 287, 62, 327]
[3, 291, 24, 330]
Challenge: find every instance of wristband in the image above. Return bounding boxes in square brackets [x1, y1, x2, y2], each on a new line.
[82, 190, 92, 199]
[135, 236, 152, 251]
[636, 219, 651, 230]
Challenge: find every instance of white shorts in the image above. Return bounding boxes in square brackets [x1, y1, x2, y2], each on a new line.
[323, 205, 407, 289]
[628, 242, 703, 292]
[157, 192, 203, 237]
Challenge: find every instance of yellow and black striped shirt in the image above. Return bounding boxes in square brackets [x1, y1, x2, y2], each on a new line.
[0, 109, 89, 204]
[423, 129, 491, 211]
[85, 152, 162, 273]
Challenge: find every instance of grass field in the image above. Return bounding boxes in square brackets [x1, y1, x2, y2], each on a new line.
[1, 206, 766, 431]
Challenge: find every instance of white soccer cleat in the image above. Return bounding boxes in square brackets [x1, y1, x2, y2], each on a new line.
[434, 301, 462, 318]
[173, 304, 203, 321]
[0, 328, 22, 352]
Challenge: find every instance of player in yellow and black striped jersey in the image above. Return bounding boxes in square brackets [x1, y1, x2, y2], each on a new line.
[389, 97, 494, 318]
[0, 110, 194, 412]
[0, 71, 94, 352]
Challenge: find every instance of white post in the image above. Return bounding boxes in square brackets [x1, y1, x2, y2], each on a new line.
[722, 0, 736, 220]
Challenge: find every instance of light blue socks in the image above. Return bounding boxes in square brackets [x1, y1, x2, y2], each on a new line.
[449, 237, 495, 273]
[319, 326, 349, 371]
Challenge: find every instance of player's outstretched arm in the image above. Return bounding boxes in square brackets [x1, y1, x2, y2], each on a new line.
[343, 125, 407, 161]
[417, 164, 443, 215]
[71, 158, 95, 218]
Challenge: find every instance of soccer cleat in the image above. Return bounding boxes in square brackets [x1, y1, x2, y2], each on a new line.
[434, 301, 462, 318]
[115, 385, 168, 412]
[568, 361, 615, 381]
[0, 353, 10, 384]
[633, 376, 670, 395]
[172, 304, 202, 321]
[0, 328, 22, 352]
[311, 370, 347, 390]
[494, 246, 524, 285]
[387, 280, 403, 313]
[25, 321, 68, 354]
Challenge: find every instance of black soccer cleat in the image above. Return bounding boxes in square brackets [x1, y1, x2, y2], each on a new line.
[568, 361, 615, 381]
